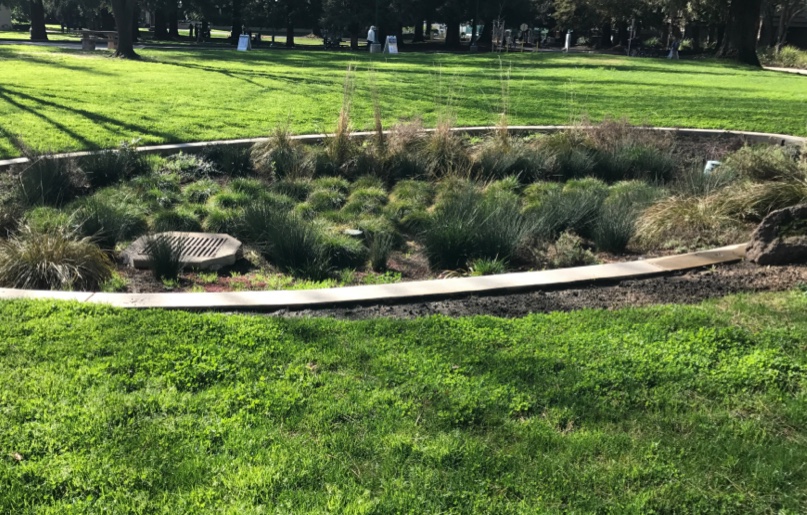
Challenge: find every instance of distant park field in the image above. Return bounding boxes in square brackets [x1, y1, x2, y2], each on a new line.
[0, 44, 806, 158]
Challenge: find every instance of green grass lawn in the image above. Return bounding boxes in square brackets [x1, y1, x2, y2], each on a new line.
[1, 292, 806, 512]
[1, 45, 806, 158]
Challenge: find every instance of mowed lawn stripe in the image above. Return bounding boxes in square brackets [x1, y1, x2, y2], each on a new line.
[1, 45, 806, 158]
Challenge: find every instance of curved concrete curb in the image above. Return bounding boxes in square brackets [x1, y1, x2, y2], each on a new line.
[1, 126, 804, 170]
[0, 244, 747, 312]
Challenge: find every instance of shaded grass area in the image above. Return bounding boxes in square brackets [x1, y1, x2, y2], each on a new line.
[1, 45, 806, 158]
[1, 292, 806, 512]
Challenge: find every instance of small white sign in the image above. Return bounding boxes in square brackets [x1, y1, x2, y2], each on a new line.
[383, 35, 398, 54]
[237, 34, 251, 51]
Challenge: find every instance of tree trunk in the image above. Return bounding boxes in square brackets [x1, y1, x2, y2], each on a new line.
[444, 19, 460, 48]
[286, 19, 294, 47]
[350, 32, 359, 50]
[601, 22, 612, 48]
[424, 19, 432, 40]
[154, 8, 167, 39]
[132, 7, 139, 42]
[230, 0, 242, 45]
[717, 0, 763, 66]
[616, 20, 629, 46]
[29, 0, 48, 41]
[413, 19, 424, 42]
[395, 23, 404, 49]
[479, 18, 492, 51]
[111, 0, 139, 58]
[168, 3, 179, 39]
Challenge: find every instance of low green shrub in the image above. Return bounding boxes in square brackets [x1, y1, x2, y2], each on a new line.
[79, 141, 149, 188]
[390, 180, 435, 205]
[228, 178, 267, 198]
[23, 206, 71, 234]
[342, 187, 388, 216]
[201, 145, 254, 177]
[759, 45, 807, 69]
[308, 188, 346, 211]
[72, 196, 149, 250]
[15, 155, 84, 207]
[468, 257, 507, 276]
[150, 209, 203, 233]
[548, 231, 598, 268]
[144, 233, 185, 281]
[270, 178, 313, 202]
[312, 176, 350, 194]
[202, 207, 241, 234]
[182, 179, 222, 204]
[673, 166, 738, 196]
[322, 232, 368, 270]
[159, 153, 221, 183]
[0, 226, 112, 290]
[208, 191, 252, 210]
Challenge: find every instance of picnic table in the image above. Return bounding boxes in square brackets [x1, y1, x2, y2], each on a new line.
[76, 30, 118, 51]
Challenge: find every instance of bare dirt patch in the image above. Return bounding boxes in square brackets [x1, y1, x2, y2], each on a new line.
[265, 261, 807, 320]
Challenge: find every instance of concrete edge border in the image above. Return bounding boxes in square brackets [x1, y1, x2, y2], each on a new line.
[1, 126, 804, 170]
[0, 244, 748, 312]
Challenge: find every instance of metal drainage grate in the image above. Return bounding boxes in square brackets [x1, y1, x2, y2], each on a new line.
[123, 232, 243, 271]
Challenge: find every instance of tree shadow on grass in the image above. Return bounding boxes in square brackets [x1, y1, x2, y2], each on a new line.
[0, 85, 182, 146]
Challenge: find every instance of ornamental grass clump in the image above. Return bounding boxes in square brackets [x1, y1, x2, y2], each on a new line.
[240, 203, 330, 279]
[423, 184, 531, 270]
[524, 180, 608, 242]
[591, 181, 665, 253]
[201, 145, 254, 177]
[144, 233, 185, 281]
[474, 138, 550, 182]
[722, 145, 802, 182]
[79, 140, 149, 188]
[15, 154, 84, 207]
[182, 179, 222, 204]
[150, 209, 203, 233]
[635, 194, 746, 248]
[72, 195, 148, 250]
[419, 120, 472, 178]
[251, 125, 312, 180]
[0, 225, 112, 290]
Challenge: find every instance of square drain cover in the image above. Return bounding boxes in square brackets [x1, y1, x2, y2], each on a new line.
[123, 232, 242, 270]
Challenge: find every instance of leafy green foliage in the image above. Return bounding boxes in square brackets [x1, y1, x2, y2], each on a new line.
[548, 231, 598, 268]
[159, 152, 221, 183]
[1, 293, 807, 512]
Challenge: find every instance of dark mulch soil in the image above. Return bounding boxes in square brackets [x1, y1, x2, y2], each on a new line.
[264, 262, 807, 320]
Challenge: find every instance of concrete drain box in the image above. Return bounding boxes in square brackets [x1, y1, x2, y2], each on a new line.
[123, 232, 242, 270]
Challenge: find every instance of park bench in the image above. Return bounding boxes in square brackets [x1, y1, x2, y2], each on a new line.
[76, 30, 118, 51]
